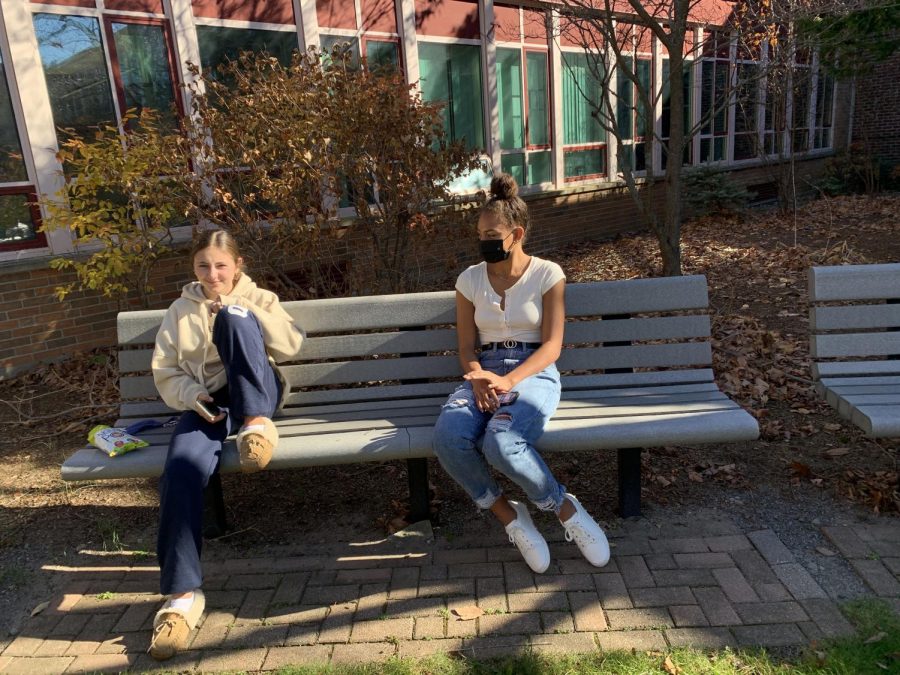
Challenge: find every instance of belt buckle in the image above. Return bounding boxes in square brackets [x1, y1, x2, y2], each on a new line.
[502, 339, 517, 349]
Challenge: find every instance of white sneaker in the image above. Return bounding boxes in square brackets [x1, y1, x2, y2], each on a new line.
[561, 493, 610, 567]
[505, 500, 550, 574]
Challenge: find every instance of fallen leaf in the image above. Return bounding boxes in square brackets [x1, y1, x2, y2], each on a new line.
[791, 462, 813, 478]
[687, 470, 704, 483]
[865, 631, 887, 644]
[663, 655, 682, 675]
[30, 601, 49, 616]
[825, 447, 850, 458]
[824, 423, 842, 431]
[452, 606, 484, 621]
[816, 546, 838, 557]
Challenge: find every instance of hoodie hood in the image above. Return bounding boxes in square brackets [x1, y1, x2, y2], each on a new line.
[181, 273, 258, 303]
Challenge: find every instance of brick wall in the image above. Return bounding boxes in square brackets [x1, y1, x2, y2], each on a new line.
[852, 51, 900, 164]
[0, 157, 831, 378]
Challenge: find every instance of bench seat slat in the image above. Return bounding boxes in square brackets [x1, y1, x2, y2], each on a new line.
[810, 332, 900, 359]
[850, 404, 900, 438]
[811, 360, 900, 379]
[810, 304, 900, 331]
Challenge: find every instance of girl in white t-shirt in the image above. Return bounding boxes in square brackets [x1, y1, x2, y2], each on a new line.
[432, 174, 609, 574]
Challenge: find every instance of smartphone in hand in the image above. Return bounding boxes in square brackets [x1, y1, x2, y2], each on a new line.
[497, 391, 519, 406]
[196, 399, 222, 419]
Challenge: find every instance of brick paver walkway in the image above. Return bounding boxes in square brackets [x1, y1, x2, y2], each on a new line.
[3, 513, 899, 673]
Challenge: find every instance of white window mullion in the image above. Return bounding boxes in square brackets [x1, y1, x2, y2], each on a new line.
[295, 0, 319, 51]
[395, 0, 418, 87]
[691, 27, 702, 165]
[1, 0, 70, 253]
[607, 20, 618, 178]
[549, 10, 563, 187]
[808, 50, 819, 150]
[757, 39, 767, 156]
[479, 0, 500, 172]
[726, 32, 736, 164]
[164, 0, 204, 110]
[652, 33, 662, 174]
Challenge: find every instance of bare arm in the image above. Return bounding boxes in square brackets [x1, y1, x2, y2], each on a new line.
[456, 291, 501, 412]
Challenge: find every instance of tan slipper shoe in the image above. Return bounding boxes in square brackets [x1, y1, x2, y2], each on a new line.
[236, 418, 278, 472]
[149, 589, 205, 661]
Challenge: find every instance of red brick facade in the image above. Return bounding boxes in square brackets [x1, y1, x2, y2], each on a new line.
[852, 51, 900, 164]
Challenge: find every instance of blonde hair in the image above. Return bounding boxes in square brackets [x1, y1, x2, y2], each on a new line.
[481, 173, 529, 234]
[190, 229, 244, 273]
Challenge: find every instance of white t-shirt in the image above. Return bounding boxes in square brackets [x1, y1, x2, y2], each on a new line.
[455, 257, 566, 344]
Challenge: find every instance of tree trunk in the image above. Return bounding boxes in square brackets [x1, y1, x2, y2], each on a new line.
[661, 43, 686, 277]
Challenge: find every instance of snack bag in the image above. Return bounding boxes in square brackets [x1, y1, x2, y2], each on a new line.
[88, 425, 149, 457]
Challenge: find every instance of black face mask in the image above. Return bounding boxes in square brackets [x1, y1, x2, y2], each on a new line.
[479, 233, 513, 264]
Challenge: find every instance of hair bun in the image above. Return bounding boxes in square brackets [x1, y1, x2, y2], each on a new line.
[490, 173, 519, 200]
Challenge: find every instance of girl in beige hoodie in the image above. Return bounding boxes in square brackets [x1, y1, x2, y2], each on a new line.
[149, 229, 303, 660]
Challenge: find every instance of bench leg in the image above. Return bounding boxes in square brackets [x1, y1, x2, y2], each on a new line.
[617, 448, 642, 518]
[407, 458, 431, 523]
[203, 473, 229, 539]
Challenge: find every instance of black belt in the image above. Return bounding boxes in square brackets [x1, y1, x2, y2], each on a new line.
[482, 340, 542, 351]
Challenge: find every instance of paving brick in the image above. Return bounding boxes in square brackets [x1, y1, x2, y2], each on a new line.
[446, 615, 478, 639]
[531, 631, 597, 654]
[705, 535, 753, 552]
[302, 585, 360, 606]
[222, 558, 276, 574]
[507, 591, 568, 613]
[609, 537, 652, 556]
[66, 653, 137, 673]
[351, 617, 414, 642]
[189, 620, 229, 649]
[606, 607, 673, 630]
[285, 623, 320, 646]
[33, 639, 74, 657]
[354, 584, 389, 621]
[731, 549, 781, 586]
[855, 524, 900, 544]
[756, 582, 793, 602]
[1, 657, 75, 674]
[476, 577, 508, 613]
[112, 602, 155, 633]
[130, 650, 201, 673]
[334, 568, 392, 584]
[3, 636, 45, 656]
[96, 631, 143, 655]
[732, 623, 805, 647]
[594, 573, 632, 609]
[200, 609, 236, 628]
[800, 599, 855, 638]
[650, 538, 709, 554]
[487, 548, 524, 562]
[596, 629, 666, 652]
[821, 526, 872, 559]
[65, 615, 118, 655]
[413, 616, 445, 640]
[798, 620, 824, 642]
[693, 588, 741, 626]
[270, 573, 310, 606]
[261, 645, 332, 670]
[644, 554, 677, 570]
[747, 530, 795, 565]
[226, 624, 289, 648]
[317, 604, 355, 644]
[560, 559, 610, 575]
[713, 568, 760, 603]
[617, 556, 655, 587]
[386, 597, 445, 618]
[49, 615, 90, 638]
[665, 627, 735, 648]
[205, 589, 245, 609]
[479, 612, 542, 635]
[307, 570, 338, 586]
[399, 638, 464, 658]
[448, 563, 503, 578]
[197, 647, 268, 671]
[434, 549, 488, 565]
[631, 586, 695, 608]
[548, 543, 585, 561]
[568, 592, 607, 631]
[460, 635, 529, 659]
[883, 558, 900, 576]
[850, 559, 900, 596]
[652, 569, 716, 587]
[331, 641, 396, 663]
[225, 574, 280, 590]
[237, 589, 275, 623]
[534, 574, 596, 592]
[673, 552, 734, 569]
[772, 563, 828, 600]
[418, 579, 475, 598]
[869, 541, 900, 557]
[389, 567, 420, 600]
[540, 611, 575, 634]
[503, 562, 537, 593]
[419, 565, 448, 581]
[734, 601, 808, 624]
[265, 605, 329, 625]
[669, 605, 709, 627]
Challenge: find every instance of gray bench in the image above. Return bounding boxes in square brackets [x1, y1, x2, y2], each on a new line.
[809, 262, 900, 437]
[62, 276, 759, 529]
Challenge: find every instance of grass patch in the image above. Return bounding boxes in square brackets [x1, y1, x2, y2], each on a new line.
[275, 599, 900, 675]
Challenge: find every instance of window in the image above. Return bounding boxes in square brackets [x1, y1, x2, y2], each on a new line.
[0, 53, 26, 185]
[792, 66, 811, 152]
[733, 62, 760, 161]
[660, 58, 693, 169]
[699, 30, 730, 163]
[497, 47, 550, 186]
[813, 70, 835, 150]
[320, 35, 399, 71]
[418, 42, 484, 149]
[763, 67, 785, 155]
[616, 55, 651, 172]
[196, 26, 297, 72]
[562, 51, 606, 180]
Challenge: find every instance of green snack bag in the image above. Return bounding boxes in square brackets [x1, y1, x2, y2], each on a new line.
[88, 425, 149, 457]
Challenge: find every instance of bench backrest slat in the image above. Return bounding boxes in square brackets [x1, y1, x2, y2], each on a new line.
[810, 305, 900, 331]
[811, 332, 900, 359]
[809, 263, 900, 302]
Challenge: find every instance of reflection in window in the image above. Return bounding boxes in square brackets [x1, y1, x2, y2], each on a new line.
[0, 52, 27, 183]
[733, 63, 760, 161]
[0, 194, 37, 246]
[699, 30, 729, 163]
[813, 71, 835, 149]
[364, 39, 398, 70]
[111, 23, 177, 124]
[418, 42, 484, 149]
[562, 51, 606, 180]
[34, 14, 117, 138]
[321, 34, 361, 68]
[196, 26, 297, 74]
[497, 48, 550, 186]
[616, 55, 651, 172]
[661, 58, 693, 169]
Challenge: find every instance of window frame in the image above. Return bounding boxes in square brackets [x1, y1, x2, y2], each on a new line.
[560, 47, 607, 183]
[0, 187, 47, 253]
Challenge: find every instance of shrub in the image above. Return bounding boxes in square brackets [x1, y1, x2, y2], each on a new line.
[681, 166, 755, 218]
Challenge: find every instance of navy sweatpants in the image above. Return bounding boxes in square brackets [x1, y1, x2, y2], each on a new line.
[157, 306, 282, 595]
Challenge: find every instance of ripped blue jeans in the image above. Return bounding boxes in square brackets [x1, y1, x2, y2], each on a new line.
[432, 346, 566, 514]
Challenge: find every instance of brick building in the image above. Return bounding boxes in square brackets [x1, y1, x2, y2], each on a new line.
[0, 0, 854, 376]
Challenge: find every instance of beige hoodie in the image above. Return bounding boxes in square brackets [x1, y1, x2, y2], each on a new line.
[151, 274, 304, 414]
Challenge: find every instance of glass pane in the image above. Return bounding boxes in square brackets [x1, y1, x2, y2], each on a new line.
[320, 34, 360, 68]
[617, 56, 633, 140]
[714, 136, 726, 161]
[501, 152, 525, 184]
[562, 52, 603, 146]
[525, 51, 548, 146]
[419, 42, 484, 149]
[0, 194, 37, 245]
[700, 60, 713, 134]
[34, 14, 116, 137]
[497, 48, 523, 150]
[196, 26, 297, 73]
[365, 40, 398, 70]
[0, 52, 27, 183]
[564, 147, 604, 178]
[111, 23, 176, 124]
[528, 150, 551, 184]
[636, 57, 651, 138]
[734, 132, 756, 160]
[734, 63, 758, 135]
